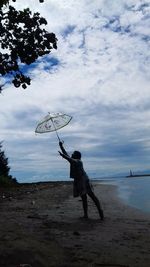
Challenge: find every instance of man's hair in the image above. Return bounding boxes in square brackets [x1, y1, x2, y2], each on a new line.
[74, 151, 81, 159]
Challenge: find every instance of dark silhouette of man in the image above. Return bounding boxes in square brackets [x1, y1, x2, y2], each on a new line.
[58, 141, 104, 220]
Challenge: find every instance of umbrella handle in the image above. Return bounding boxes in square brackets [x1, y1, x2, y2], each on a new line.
[55, 128, 61, 142]
[55, 130, 64, 144]
[50, 118, 61, 142]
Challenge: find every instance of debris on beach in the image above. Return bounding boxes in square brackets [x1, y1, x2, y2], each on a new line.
[73, 231, 80, 236]
[18, 264, 32, 267]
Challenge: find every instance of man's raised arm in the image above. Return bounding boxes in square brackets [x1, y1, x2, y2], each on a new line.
[59, 141, 68, 156]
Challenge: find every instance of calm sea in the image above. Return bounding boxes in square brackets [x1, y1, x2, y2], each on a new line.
[96, 176, 150, 214]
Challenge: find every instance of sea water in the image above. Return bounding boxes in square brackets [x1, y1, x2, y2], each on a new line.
[96, 176, 150, 214]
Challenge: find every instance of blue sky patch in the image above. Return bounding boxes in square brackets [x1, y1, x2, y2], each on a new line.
[19, 56, 60, 75]
[62, 25, 76, 38]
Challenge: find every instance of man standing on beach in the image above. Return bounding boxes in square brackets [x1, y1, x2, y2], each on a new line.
[58, 141, 104, 220]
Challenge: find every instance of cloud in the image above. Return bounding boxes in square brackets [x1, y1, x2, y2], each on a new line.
[0, 0, 150, 182]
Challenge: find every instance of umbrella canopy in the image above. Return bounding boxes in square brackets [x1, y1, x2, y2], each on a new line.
[35, 112, 72, 140]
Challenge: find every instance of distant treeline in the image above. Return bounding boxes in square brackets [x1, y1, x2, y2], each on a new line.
[0, 142, 18, 187]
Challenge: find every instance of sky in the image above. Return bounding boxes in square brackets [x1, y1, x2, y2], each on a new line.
[0, 0, 150, 182]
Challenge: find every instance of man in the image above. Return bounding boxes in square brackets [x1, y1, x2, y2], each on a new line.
[58, 141, 104, 220]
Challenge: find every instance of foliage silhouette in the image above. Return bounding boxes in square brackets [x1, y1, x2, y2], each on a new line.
[0, 0, 57, 91]
[0, 141, 17, 186]
[0, 141, 10, 177]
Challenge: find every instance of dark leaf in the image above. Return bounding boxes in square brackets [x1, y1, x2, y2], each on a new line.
[22, 83, 27, 89]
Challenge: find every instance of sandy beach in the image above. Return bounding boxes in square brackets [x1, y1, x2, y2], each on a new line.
[0, 181, 150, 267]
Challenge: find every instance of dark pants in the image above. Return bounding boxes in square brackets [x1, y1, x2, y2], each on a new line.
[81, 187, 104, 220]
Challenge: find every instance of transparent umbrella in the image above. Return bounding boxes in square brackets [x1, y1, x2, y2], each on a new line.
[35, 112, 72, 141]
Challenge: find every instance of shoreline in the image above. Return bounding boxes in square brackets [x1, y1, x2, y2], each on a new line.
[0, 181, 150, 267]
[96, 178, 150, 215]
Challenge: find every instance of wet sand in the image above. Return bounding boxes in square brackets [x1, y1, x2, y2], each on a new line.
[0, 181, 150, 267]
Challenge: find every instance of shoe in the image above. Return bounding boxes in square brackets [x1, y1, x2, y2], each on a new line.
[79, 215, 88, 220]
